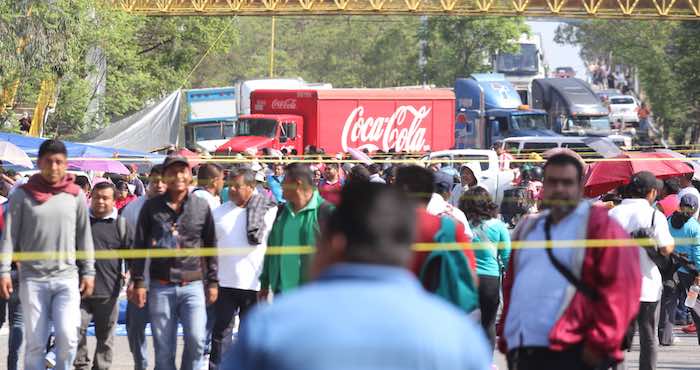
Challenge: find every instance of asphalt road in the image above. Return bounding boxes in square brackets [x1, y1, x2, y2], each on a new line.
[0, 326, 699, 369]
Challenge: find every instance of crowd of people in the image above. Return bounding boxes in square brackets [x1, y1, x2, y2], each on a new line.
[0, 139, 697, 370]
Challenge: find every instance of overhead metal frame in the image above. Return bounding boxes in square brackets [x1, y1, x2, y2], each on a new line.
[112, 0, 700, 19]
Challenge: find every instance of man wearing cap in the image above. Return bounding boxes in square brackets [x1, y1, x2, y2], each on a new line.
[609, 171, 675, 370]
[677, 171, 700, 219]
[499, 149, 640, 369]
[121, 165, 167, 370]
[131, 156, 218, 370]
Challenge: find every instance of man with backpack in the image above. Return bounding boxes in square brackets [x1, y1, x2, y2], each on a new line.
[394, 166, 478, 313]
[259, 163, 333, 299]
[74, 182, 132, 370]
[499, 149, 641, 370]
[609, 171, 675, 370]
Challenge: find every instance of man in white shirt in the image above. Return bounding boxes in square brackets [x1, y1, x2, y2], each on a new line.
[209, 167, 277, 370]
[193, 164, 225, 211]
[677, 172, 700, 219]
[609, 171, 675, 370]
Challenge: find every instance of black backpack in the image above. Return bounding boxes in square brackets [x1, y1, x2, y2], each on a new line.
[631, 209, 672, 274]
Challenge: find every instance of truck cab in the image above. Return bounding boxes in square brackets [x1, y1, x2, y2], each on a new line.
[493, 33, 547, 105]
[454, 74, 555, 150]
[184, 87, 237, 152]
[215, 114, 303, 154]
[531, 78, 614, 139]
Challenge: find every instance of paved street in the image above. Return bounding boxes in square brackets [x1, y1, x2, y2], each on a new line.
[0, 326, 699, 369]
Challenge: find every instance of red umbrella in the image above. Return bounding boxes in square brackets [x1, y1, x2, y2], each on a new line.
[174, 148, 202, 167]
[584, 152, 693, 197]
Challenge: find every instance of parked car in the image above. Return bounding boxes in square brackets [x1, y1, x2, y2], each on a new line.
[502, 135, 629, 157]
[595, 89, 623, 102]
[555, 66, 576, 78]
[608, 95, 640, 125]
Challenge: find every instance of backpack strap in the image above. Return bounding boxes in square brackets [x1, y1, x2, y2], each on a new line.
[544, 215, 600, 301]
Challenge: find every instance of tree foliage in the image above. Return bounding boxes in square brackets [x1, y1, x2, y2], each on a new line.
[555, 20, 700, 143]
[0, 8, 527, 137]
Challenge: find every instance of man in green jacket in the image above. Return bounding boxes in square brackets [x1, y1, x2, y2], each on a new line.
[259, 163, 332, 299]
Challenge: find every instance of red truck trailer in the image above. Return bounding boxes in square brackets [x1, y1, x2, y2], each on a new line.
[215, 89, 455, 154]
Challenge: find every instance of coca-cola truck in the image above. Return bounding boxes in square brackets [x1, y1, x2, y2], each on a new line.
[215, 89, 455, 154]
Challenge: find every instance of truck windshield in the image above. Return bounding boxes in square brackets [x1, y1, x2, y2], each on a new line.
[235, 118, 277, 138]
[193, 122, 234, 141]
[568, 117, 611, 132]
[511, 115, 548, 131]
[496, 44, 538, 75]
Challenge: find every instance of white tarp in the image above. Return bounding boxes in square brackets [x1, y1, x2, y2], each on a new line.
[80, 90, 182, 152]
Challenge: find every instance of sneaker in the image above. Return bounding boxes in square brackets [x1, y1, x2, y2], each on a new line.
[683, 323, 697, 333]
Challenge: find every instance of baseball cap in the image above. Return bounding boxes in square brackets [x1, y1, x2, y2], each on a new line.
[433, 171, 454, 194]
[162, 156, 190, 170]
[680, 193, 699, 211]
[629, 171, 663, 195]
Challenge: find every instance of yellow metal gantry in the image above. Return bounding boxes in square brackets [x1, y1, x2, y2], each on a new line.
[112, 0, 700, 19]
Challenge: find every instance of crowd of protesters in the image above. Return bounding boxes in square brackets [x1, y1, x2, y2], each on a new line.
[0, 139, 698, 370]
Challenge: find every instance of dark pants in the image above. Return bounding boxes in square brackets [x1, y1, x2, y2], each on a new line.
[209, 287, 258, 370]
[126, 300, 149, 370]
[74, 297, 120, 370]
[205, 303, 216, 355]
[658, 281, 678, 345]
[678, 272, 700, 344]
[636, 301, 658, 370]
[0, 285, 23, 370]
[478, 275, 500, 350]
[507, 346, 595, 370]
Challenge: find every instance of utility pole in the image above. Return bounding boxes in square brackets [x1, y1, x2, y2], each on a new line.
[269, 16, 276, 78]
[418, 15, 428, 86]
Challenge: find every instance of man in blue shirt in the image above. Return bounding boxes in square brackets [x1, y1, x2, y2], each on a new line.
[221, 182, 491, 370]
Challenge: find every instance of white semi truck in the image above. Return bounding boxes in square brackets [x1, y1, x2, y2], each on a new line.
[493, 33, 547, 105]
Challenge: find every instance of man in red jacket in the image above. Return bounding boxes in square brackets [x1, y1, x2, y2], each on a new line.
[498, 149, 641, 370]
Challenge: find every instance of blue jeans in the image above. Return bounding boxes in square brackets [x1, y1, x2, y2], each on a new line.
[126, 300, 149, 370]
[7, 286, 23, 370]
[20, 277, 81, 370]
[149, 280, 207, 370]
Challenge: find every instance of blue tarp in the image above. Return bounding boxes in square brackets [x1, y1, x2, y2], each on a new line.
[0, 132, 164, 163]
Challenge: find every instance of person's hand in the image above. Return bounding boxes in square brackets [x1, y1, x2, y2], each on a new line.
[581, 345, 603, 368]
[126, 281, 135, 301]
[0, 276, 13, 300]
[694, 275, 700, 286]
[207, 286, 218, 305]
[257, 288, 269, 302]
[80, 276, 95, 298]
[132, 287, 147, 308]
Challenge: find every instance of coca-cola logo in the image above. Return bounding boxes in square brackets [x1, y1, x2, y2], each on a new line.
[271, 98, 297, 110]
[341, 105, 431, 152]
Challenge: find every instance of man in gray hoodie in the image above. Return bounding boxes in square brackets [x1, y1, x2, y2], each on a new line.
[0, 139, 95, 370]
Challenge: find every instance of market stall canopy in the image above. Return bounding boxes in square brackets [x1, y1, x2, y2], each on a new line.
[0, 132, 164, 165]
[79, 90, 182, 152]
[0, 141, 33, 169]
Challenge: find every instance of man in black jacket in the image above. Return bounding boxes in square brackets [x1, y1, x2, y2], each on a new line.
[75, 181, 132, 370]
[131, 156, 218, 370]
